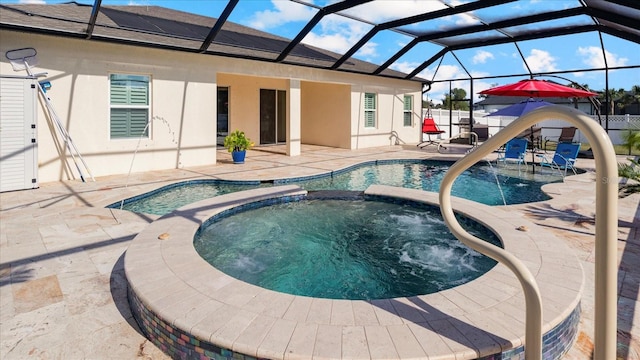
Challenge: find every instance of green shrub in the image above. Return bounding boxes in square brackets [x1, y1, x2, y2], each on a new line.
[223, 130, 254, 153]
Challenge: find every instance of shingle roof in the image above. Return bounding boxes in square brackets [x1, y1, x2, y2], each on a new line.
[0, 2, 415, 80]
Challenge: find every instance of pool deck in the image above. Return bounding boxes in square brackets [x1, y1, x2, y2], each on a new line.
[1, 144, 639, 359]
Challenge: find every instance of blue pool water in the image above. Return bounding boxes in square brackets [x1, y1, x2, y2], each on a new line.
[112, 182, 271, 216]
[109, 160, 563, 215]
[194, 195, 501, 300]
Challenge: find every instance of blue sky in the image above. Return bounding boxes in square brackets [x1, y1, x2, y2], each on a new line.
[4, 0, 639, 104]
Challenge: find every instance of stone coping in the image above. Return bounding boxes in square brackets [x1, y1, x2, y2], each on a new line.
[124, 185, 583, 359]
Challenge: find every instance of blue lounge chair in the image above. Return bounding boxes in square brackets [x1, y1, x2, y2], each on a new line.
[497, 138, 528, 171]
[536, 142, 580, 177]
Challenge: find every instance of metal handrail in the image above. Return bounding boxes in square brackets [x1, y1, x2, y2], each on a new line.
[438, 105, 618, 360]
[436, 131, 478, 153]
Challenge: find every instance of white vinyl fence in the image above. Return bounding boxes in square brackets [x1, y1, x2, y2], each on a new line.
[423, 109, 640, 146]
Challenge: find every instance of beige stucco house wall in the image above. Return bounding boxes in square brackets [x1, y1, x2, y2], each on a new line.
[1, 30, 422, 184]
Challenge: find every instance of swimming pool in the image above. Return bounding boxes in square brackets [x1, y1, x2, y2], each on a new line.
[194, 192, 501, 300]
[110, 159, 564, 215]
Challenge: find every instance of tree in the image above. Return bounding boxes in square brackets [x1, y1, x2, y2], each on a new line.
[568, 83, 592, 109]
[422, 99, 435, 109]
[598, 88, 626, 115]
[617, 85, 640, 114]
[442, 88, 469, 110]
[622, 129, 640, 152]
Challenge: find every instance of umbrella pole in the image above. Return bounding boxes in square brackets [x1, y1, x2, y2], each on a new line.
[530, 128, 535, 173]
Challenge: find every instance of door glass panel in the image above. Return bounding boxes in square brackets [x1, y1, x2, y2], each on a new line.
[260, 89, 287, 145]
[217, 87, 229, 146]
[277, 90, 286, 143]
[260, 89, 276, 144]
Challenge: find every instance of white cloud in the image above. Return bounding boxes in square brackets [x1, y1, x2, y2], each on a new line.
[303, 32, 354, 54]
[430, 64, 466, 82]
[302, 16, 373, 55]
[357, 42, 378, 57]
[524, 49, 558, 73]
[437, 0, 480, 26]
[18, 0, 45, 3]
[247, 1, 448, 58]
[390, 60, 421, 75]
[454, 13, 480, 26]
[339, 1, 446, 23]
[246, 1, 373, 55]
[577, 46, 628, 68]
[472, 50, 494, 64]
[247, 1, 316, 30]
[413, 65, 495, 105]
[415, 65, 470, 105]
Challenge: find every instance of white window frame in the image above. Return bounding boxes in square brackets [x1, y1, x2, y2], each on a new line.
[403, 95, 413, 126]
[364, 92, 377, 128]
[109, 73, 151, 139]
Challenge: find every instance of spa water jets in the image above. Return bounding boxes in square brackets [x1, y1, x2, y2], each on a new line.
[485, 160, 507, 206]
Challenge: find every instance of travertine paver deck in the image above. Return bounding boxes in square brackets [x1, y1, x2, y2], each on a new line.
[0, 145, 638, 359]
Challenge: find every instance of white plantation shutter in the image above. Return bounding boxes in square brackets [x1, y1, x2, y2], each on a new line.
[403, 95, 413, 126]
[110, 74, 149, 138]
[364, 93, 376, 128]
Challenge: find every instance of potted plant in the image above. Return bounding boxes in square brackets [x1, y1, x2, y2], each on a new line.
[224, 130, 253, 164]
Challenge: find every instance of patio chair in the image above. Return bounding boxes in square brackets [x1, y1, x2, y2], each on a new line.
[517, 126, 542, 150]
[536, 142, 580, 177]
[472, 124, 489, 142]
[496, 138, 528, 171]
[543, 126, 577, 150]
[417, 117, 446, 149]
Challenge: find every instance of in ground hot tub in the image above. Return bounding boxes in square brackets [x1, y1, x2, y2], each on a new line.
[125, 185, 583, 360]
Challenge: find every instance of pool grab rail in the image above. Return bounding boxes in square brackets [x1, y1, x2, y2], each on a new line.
[439, 105, 618, 360]
[436, 131, 479, 153]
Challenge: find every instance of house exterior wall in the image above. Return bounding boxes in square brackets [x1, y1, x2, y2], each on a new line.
[300, 81, 351, 148]
[1, 30, 218, 183]
[1, 30, 422, 183]
[351, 85, 422, 149]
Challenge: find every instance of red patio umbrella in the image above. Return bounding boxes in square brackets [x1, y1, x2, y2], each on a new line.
[479, 79, 597, 98]
[479, 79, 596, 173]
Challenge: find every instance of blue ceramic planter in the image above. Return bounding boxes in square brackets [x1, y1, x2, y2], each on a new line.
[231, 150, 246, 164]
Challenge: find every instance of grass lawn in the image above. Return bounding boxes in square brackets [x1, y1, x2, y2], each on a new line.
[614, 145, 640, 156]
[542, 143, 640, 156]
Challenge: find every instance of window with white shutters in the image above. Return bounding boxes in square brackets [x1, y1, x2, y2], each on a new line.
[403, 95, 413, 126]
[364, 93, 376, 128]
[110, 74, 150, 139]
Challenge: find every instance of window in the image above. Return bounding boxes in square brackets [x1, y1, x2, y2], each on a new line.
[403, 95, 413, 126]
[364, 92, 376, 128]
[110, 74, 150, 139]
